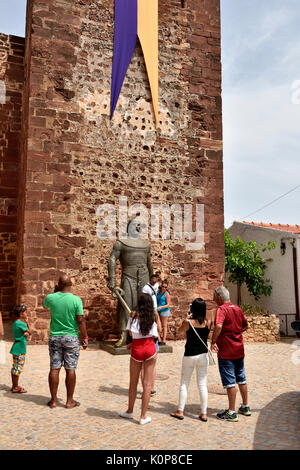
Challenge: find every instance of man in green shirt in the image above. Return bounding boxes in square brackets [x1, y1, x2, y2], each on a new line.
[43, 273, 88, 409]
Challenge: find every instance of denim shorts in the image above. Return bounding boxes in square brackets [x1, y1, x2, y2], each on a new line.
[159, 309, 170, 318]
[49, 335, 80, 370]
[218, 357, 247, 389]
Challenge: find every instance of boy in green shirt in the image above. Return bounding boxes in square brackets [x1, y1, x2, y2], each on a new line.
[10, 305, 31, 393]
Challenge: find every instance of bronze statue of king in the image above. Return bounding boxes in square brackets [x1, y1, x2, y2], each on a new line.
[107, 219, 153, 348]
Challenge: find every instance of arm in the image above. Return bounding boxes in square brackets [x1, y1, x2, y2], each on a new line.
[210, 307, 225, 352]
[211, 323, 223, 344]
[210, 324, 222, 353]
[147, 248, 153, 278]
[76, 315, 88, 349]
[242, 312, 249, 333]
[23, 313, 31, 336]
[75, 297, 88, 348]
[178, 319, 190, 335]
[43, 295, 49, 309]
[107, 241, 122, 291]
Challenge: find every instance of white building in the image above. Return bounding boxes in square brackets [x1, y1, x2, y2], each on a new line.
[226, 221, 300, 336]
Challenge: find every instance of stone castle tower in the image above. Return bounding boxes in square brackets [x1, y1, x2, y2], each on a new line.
[0, 0, 224, 343]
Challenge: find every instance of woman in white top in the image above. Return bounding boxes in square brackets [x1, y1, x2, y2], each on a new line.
[119, 293, 158, 425]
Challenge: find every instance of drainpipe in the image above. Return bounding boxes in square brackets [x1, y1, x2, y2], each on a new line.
[292, 240, 300, 322]
[281, 237, 300, 336]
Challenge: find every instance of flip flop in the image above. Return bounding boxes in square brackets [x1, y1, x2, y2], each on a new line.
[11, 387, 27, 393]
[170, 413, 184, 420]
[199, 415, 208, 422]
[65, 400, 80, 409]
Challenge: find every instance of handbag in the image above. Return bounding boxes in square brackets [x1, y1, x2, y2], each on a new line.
[188, 320, 216, 366]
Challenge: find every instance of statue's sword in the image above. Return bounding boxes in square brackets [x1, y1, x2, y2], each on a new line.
[111, 287, 132, 316]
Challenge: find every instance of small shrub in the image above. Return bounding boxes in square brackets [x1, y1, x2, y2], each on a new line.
[241, 304, 273, 317]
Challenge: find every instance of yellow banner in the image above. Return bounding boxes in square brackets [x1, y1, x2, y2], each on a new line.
[137, 0, 159, 126]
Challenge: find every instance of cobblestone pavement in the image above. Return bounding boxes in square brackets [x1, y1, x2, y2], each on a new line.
[0, 337, 299, 450]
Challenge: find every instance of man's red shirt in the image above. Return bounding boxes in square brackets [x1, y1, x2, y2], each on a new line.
[216, 302, 248, 360]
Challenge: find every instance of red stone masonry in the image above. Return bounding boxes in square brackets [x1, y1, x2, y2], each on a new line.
[0, 34, 25, 319]
[14, 0, 224, 343]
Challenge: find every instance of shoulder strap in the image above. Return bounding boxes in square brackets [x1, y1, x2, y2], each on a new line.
[147, 283, 156, 296]
[188, 320, 209, 351]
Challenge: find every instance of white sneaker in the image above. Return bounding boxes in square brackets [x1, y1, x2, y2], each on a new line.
[139, 416, 151, 425]
[119, 411, 133, 419]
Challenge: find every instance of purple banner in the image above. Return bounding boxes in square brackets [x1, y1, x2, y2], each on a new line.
[110, 0, 138, 119]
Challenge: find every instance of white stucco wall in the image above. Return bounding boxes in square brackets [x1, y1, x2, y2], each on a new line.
[226, 222, 299, 335]
[297, 237, 300, 313]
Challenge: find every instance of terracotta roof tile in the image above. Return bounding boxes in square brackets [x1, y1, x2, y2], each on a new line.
[240, 221, 300, 234]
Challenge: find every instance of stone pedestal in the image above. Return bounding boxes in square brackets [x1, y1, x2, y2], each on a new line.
[99, 340, 173, 355]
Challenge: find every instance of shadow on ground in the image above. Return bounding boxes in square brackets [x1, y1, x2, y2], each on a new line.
[253, 391, 300, 450]
[0, 384, 64, 408]
[96, 384, 241, 421]
[99, 384, 128, 396]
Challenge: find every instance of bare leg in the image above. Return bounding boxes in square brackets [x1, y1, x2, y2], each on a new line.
[127, 358, 142, 414]
[142, 361, 156, 392]
[11, 373, 19, 390]
[141, 357, 157, 420]
[238, 383, 248, 406]
[151, 363, 156, 391]
[161, 317, 168, 342]
[227, 386, 237, 411]
[140, 363, 144, 387]
[11, 356, 26, 392]
[48, 368, 61, 408]
[65, 369, 79, 408]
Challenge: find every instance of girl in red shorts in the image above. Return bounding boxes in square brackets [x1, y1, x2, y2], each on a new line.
[119, 293, 158, 425]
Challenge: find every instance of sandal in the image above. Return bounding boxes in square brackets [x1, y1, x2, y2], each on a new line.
[11, 386, 27, 393]
[170, 412, 184, 420]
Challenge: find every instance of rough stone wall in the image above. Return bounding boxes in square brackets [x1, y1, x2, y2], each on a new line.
[0, 34, 25, 319]
[244, 314, 280, 343]
[18, 0, 224, 344]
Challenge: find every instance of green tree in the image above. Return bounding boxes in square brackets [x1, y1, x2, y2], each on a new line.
[225, 229, 275, 306]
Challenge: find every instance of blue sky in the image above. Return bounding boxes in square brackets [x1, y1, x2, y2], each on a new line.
[1, 0, 299, 228]
[0, 1, 27, 36]
[221, 0, 300, 226]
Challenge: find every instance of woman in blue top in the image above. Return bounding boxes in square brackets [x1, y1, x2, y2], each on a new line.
[156, 280, 171, 345]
